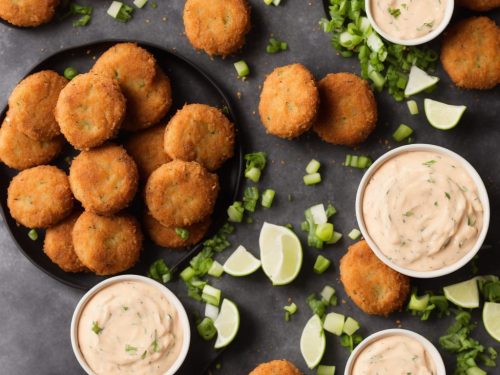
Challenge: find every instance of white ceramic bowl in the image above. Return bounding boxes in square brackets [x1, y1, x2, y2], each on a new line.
[356, 144, 490, 278]
[365, 0, 454, 46]
[344, 329, 446, 375]
[70, 275, 191, 375]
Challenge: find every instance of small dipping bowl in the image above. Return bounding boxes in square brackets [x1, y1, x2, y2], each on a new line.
[365, 0, 454, 46]
[70, 275, 191, 375]
[356, 144, 490, 278]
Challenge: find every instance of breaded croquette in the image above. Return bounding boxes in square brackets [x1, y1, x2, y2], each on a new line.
[0, 0, 59, 27]
[456, 0, 500, 11]
[249, 359, 303, 375]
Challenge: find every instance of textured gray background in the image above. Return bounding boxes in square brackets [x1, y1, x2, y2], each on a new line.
[0, 1, 499, 374]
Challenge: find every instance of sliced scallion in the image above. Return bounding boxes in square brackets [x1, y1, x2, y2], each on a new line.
[234, 60, 250, 78]
[63, 67, 78, 80]
[180, 266, 196, 282]
[407, 100, 419, 115]
[208, 261, 224, 278]
[261, 189, 276, 208]
[133, 0, 148, 8]
[227, 201, 244, 223]
[196, 317, 217, 340]
[313, 255, 331, 274]
[392, 124, 413, 142]
[306, 159, 321, 174]
[201, 285, 221, 306]
[315, 223, 334, 242]
[304, 173, 322, 186]
[348, 229, 361, 240]
[28, 229, 38, 241]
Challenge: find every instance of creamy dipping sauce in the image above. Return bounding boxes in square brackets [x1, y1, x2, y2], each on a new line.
[363, 151, 483, 272]
[370, 0, 447, 40]
[352, 335, 437, 375]
[78, 281, 184, 375]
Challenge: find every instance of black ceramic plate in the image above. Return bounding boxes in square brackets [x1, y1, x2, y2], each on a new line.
[0, 40, 243, 291]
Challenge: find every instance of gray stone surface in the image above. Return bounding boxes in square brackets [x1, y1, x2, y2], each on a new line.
[0, 1, 499, 374]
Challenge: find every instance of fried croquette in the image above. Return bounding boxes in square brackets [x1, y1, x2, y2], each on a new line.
[55, 72, 126, 150]
[249, 360, 303, 375]
[340, 240, 410, 316]
[441, 17, 500, 90]
[144, 213, 211, 248]
[43, 213, 86, 273]
[313, 73, 377, 146]
[8, 70, 67, 140]
[183, 0, 251, 57]
[72, 212, 142, 276]
[456, 0, 500, 11]
[69, 144, 139, 216]
[7, 165, 73, 228]
[164, 104, 235, 171]
[0, 0, 59, 27]
[258, 64, 319, 139]
[0, 119, 64, 170]
[145, 160, 219, 227]
[124, 125, 171, 180]
[92, 43, 172, 131]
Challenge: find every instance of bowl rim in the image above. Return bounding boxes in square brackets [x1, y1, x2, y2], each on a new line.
[355, 143, 490, 278]
[70, 274, 191, 375]
[364, 0, 455, 46]
[344, 328, 446, 375]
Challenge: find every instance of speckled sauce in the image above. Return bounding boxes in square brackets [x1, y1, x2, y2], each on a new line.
[352, 335, 437, 375]
[78, 281, 183, 375]
[363, 151, 483, 272]
[370, 0, 447, 40]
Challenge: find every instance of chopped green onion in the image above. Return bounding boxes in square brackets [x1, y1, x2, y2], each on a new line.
[202, 285, 221, 306]
[243, 186, 259, 212]
[63, 67, 78, 80]
[196, 317, 217, 340]
[323, 312, 345, 336]
[320, 285, 336, 304]
[306, 293, 329, 319]
[407, 100, 419, 115]
[245, 167, 261, 183]
[208, 261, 224, 278]
[175, 228, 190, 241]
[205, 303, 219, 321]
[343, 317, 360, 336]
[325, 203, 337, 218]
[301, 221, 309, 232]
[148, 259, 172, 283]
[107, 1, 134, 22]
[28, 229, 38, 241]
[304, 173, 322, 185]
[150, 1, 158, 8]
[466, 368, 487, 375]
[306, 159, 321, 174]
[344, 154, 372, 169]
[327, 231, 343, 244]
[314, 255, 331, 274]
[261, 189, 276, 208]
[284, 302, 298, 315]
[244, 152, 266, 182]
[264, 0, 273, 4]
[408, 291, 430, 311]
[92, 321, 103, 335]
[392, 124, 414, 142]
[315, 223, 334, 242]
[73, 15, 91, 27]
[309, 204, 327, 225]
[234, 60, 250, 78]
[227, 201, 244, 223]
[348, 229, 361, 240]
[180, 266, 196, 282]
[317, 365, 336, 375]
[133, 0, 148, 8]
[266, 38, 288, 54]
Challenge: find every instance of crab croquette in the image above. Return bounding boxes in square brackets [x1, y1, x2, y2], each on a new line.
[456, 0, 500, 11]
[145, 160, 219, 227]
[164, 104, 235, 171]
[43, 213, 86, 273]
[313, 73, 377, 146]
[7, 165, 73, 228]
[55, 72, 126, 150]
[124, 125, 171, 180]
[441, 17, 500, 90]
[144, 213, 211, 248]
[183, 0, 251, 57]
[340, 240, 410, 316]
[72, 212, 142, 276]
[69, 144, 139, 216]
[8, 70, 67, 140]
[249, 360, 303, 375]
[259, 64, 319, 139]
[92, 43, 172, 131]
[0, 0, 59, 27]
[0, 119, 64, 170]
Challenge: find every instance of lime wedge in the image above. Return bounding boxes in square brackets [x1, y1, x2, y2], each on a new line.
[214, 299, 240, 349]
[483, 302, 500, 342]
[300, 314, 326, 369]
[223, 245, 261, 277]
[259, 222, 303, 285]
[404, 65, 440, 97]
[443, 278, 480, 309]
[424, 98, 467, 130]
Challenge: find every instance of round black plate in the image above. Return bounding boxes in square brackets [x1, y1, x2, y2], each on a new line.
[0, 40, 243, 290]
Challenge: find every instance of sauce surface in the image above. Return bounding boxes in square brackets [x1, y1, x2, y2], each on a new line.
[78, 280, 184, 375]
[352, 334, 437, 375]
[370, 0, 447, 40]
[363, 151, 483, 272]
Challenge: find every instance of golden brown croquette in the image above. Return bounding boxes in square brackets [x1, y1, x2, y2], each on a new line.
[183, 0, 251, 57]
[340, 240, 411, 316]
[249, 360, 303, 375]
[7, 70, 67, 140]
[145, 160, 219, 227]
[72, 212, 142, 276]
[164, 104, 235, 171]
[456, 0, 500, 11]
[0, 0, 59, 27]
[313, 73, 377, 146]
[69, 144, 139, 216]
[259, 64, 319, 139]
[55, 72, 126, 150]
[7, 165, 74, 228]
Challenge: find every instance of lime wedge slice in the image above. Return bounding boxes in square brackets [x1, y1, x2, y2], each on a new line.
[300, 315, 326, 369]
[404, 65, 440, 97]
[214, 299, 240, 349]
[259, 222, 303, 285]
[483, 302, 500, 342]
[223, 245, 261, 277]
[443, 278, 480, 309]
[424, 98, 466, 130]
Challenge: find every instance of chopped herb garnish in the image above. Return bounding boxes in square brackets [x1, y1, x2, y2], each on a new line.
[403, 211, 414, 217]
[150, 330, 161, 352]
[244, 152, 267, 182]
[445, 192, 451, 200]
[151, 1, 158, 8]
[147, 259, 172, 283]
[125, 344, 138, 354]
[92, 321, 103, 335]
[266, 37, 288, 54]
[122, 306, 129, 311]
[28, 229, 38, 241]
[423, 160, 437, 167]
[141, 350, 147, 359]
[388, 7, 401, 17]
[60, 2, 93, 27]
[306, 293, 329, 319]
[175, 228, 190, 241]
[467, 216, 476, 226]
